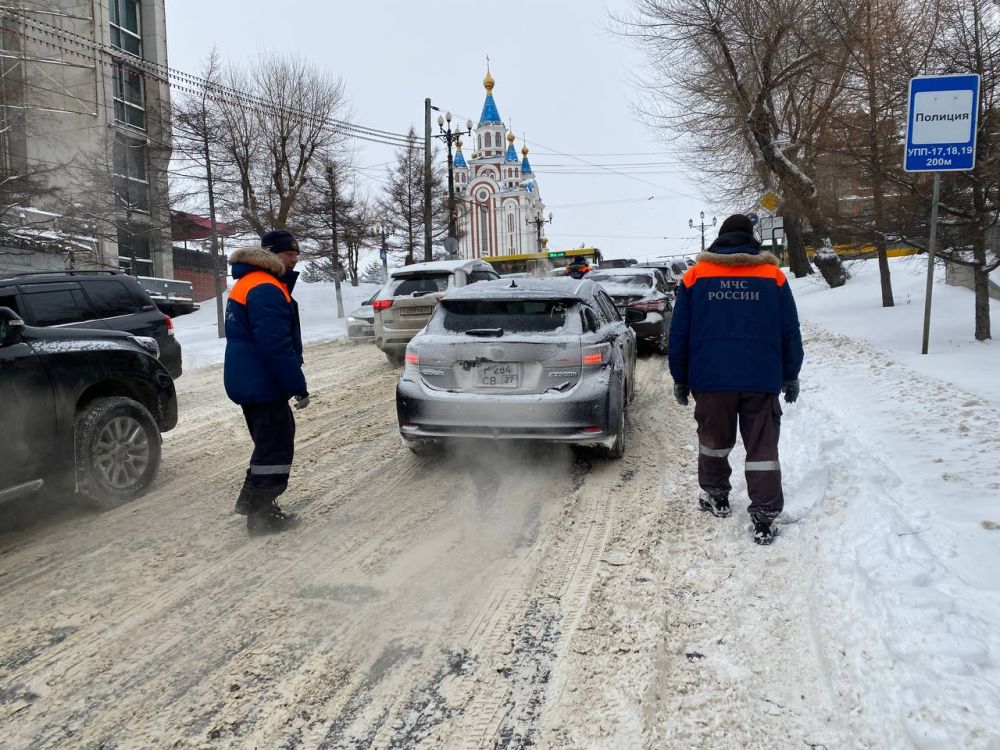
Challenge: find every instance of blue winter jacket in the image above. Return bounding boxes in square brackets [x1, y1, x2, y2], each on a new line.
[668, 232, 803, 393]
[223, 247, 306, 404]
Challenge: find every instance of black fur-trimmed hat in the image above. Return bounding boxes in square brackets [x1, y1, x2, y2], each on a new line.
[262, 229, 299, 254]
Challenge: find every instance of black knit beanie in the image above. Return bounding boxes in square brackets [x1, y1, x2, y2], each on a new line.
[718, 214, 754, 236]
[262, 229, 299, 254]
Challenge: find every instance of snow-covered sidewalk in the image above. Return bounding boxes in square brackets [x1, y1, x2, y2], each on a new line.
[781, 257, 1000, 746]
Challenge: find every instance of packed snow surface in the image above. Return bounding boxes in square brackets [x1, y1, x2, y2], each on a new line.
[1, 255, 997, 747]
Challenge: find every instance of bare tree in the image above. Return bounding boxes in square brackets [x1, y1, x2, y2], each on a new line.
[216, 54, 347, 238]
[620, 0, 850, 285]
[172, 49, 234, 337]
[930, 0, 1000, 340]
[378, 127, 449, 265]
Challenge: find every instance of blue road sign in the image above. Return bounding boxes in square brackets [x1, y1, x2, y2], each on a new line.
[747, 212, 759, 226]
[379, 247, 387, 261]
[904, 74, 980, 172]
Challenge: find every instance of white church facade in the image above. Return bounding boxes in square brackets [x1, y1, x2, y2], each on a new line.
[454, 70, 548, 259]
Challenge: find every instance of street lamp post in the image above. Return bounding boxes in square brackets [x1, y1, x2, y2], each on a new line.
[689, 211, 717, 253]
[526, 209, 553, 253]
[433, 109, 473, 249]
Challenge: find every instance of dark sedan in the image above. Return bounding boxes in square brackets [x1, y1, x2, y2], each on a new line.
[396, 278, 638, 459]
[586, 268, 673, 354]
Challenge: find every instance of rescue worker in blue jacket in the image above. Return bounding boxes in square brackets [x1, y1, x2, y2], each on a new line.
[668, 214, 803, 545]
[225, 229, 309, 535]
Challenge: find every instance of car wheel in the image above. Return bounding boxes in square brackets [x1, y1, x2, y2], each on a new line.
[75, 396, 162, 509]
[600, 392, 626, 460]
[402, 436, 441, 457]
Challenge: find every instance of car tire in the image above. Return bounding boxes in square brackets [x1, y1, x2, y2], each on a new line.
[75, 396, 162, 510]
[402, 436, 441, 457]
[600, 391, 626, 460]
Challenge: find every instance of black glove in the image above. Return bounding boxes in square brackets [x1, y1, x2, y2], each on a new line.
[673, 383, 689, 406]
[782, 380, 799, 404]
[293, 393, 310, 410]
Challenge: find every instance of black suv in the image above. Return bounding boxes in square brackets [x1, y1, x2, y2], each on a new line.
[0, 271, 182, 378]
[0, 306, 177, 509]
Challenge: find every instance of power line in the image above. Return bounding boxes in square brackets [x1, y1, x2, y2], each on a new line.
[0, 11, 420, 149]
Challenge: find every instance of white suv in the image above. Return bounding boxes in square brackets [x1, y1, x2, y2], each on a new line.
[373, 259, 500, 365]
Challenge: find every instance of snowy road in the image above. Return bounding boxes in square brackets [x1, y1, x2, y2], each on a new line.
[3, 339, 854, 748]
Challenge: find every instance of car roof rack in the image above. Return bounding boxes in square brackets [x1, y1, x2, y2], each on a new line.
[2, 270, 122, 280]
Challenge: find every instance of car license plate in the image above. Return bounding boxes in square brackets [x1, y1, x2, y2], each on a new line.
[477, 362, 520, 389]
[400, 306, 434, 316]
[361, 325, 374, 335]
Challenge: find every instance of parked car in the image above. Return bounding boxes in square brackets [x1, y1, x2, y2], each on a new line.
[347, 292, 377, 343]
[586, 267, 673, 354]
[373, 259, 501, 365]
[632, 261, 680, 291]
[0, 306, 177, 509]
[0, 270, 182, 378]
[396, 278, 639, 459]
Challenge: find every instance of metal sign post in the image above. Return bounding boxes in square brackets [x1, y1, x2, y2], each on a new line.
[904, 74, 980, 354]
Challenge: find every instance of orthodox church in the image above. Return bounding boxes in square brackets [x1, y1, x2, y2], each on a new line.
[454, 70, 548, 259]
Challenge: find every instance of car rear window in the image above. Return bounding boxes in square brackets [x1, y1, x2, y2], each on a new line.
[391, 273, 450, 297]
[588, 274, 653, 287]
[437, 299, 581, 334]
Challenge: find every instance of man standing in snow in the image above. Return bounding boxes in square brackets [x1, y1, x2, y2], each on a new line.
[224, 229, 309, 535]
[668, 214, 803, 544]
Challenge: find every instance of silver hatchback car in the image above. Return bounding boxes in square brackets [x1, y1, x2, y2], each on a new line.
[395, 278, 639, 458]
[374, 259, 500, 365]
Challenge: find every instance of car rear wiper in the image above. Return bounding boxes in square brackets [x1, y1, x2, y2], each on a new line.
[464, 328, 504, 337]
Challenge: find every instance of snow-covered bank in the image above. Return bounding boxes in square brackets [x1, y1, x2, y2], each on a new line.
[783, 257, 1000, 746]
[173, 279, 380, 370]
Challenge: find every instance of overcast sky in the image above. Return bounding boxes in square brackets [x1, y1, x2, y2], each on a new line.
[165, 0, 725, 261]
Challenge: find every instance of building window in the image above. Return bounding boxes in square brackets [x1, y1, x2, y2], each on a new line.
[506, 213, 514, 232]
[109, 0, 142, 56]
[117, 223, 153, 275]
[484, 132, 492, 148]
[113, 134, 149, 212]
[112, 61, 145, 130]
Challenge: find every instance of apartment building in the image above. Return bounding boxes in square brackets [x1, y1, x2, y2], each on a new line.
[0, 1, 172, 276]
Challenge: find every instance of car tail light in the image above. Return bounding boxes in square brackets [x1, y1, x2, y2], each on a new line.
[405, 351, 419, 365]
[582, 343, 610, 367]
[373, 298, 393, 312]
[582, 425, 603, 434]
[628, 299, 667, 313]
[165, 315, 175, 336]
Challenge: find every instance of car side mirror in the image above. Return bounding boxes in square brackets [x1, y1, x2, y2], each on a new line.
[0, 306, 25, 345]
[582, 307, 600, 333]
[625, 308, 644, 325]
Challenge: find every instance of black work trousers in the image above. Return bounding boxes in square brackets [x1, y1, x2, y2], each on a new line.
[692, 390, 783, 522]
[241, 401, 296, 501]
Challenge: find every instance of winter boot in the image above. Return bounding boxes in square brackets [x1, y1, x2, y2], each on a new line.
[698, 490, 731, 518]
[752, 518, 775, 545]
[247, 500, 297, 536]
[233, 486, 255, 516]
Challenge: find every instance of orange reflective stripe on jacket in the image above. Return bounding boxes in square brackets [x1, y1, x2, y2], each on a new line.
[229, 270, 290, 305]
[683, 261, 787, 288]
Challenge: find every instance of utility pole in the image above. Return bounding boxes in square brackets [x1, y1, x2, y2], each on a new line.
[689, 211, 717, 252]
[201, 118, 225, 338]
[379, 223, 389, 281]
[326, 163, 345, 319]
[423, 98, 432, 262]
